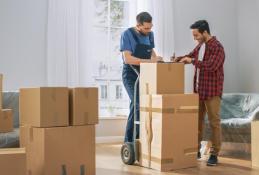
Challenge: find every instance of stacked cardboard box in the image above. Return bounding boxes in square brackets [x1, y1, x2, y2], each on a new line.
[252, 121, 259, 168]
[0, 74, 2, 109]
[0, 148, 26, 175]
[69, 88, 98, 125]
[19, 87, 98, 175]
[139, 63, 199, 171]
[0, 74, 25, 174]
[0, 74, 14, 133]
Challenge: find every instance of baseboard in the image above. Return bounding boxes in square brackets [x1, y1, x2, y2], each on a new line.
[96, 136, 124, 144]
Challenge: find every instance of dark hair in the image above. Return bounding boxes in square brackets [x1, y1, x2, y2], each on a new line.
[136, 12, 152, 24]
[190, 20, 210, 34]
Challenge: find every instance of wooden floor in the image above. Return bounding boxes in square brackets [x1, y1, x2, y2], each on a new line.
[96, 143, 259, 175]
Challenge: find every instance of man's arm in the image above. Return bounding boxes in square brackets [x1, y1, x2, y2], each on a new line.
[123, 50, 162, 65]
[171, 43, 202, 62]
[193, 46, 225, 72]
[180, 45, 225, 72]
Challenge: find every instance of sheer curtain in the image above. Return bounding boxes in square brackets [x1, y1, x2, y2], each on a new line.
[46, 0, 175, 86]
[129, 0, 175, 61]
[46, 0, 94, 86]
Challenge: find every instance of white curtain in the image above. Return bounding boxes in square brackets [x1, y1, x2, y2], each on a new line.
[46, 0, 94, 86]
[129, 0, 175, 61]
[46, 0, 175, 86]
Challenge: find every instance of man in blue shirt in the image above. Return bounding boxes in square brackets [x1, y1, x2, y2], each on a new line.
[120, 12, 162, 143]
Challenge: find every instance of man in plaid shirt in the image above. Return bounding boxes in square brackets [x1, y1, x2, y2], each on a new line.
[173, 20, 225, 166]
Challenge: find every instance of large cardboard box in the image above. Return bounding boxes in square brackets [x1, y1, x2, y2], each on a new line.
[19, 87, 69, 127]
[139, 94, 198, 171]
[69, 87, 98, 125]
[0, 148, 26, 175]
[0, 74, 2, 109]
[252, 121, 259, 168]
[140, 63, 184, 95]
[23, 125, 95, 175]
[0, 109, 13, 133]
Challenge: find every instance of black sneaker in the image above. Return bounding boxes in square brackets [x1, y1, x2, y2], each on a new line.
[197, 152, 201, 159]
[207, 155, 218, 166]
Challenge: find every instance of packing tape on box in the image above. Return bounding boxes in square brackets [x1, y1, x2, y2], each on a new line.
[53, 112, 59, 125]
[84, 89, 89, 99]
[29, 127, 34, 142]
[184, 147, 198, 156]
[140, 107, 175, 113]
[51, 88, 57, 101]
[145, 94, 153, 168]
[3, 111, 8, 119]
[167, 63, 172, 71]
[140, 106, 198, 114]
[142, 153, 174, 165]
[84, 112, 89, 124]
[145, 83, 149, 95]
[176, 106, 198, 113]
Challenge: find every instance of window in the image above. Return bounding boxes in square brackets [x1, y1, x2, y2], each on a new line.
[116, 85, 123, 99]
[101, 85, 108, 99]
[92, 0, 130, 117]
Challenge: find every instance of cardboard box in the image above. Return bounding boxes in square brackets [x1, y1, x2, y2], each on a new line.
[0, 148, 26, 175]
[139, 94, 198, 171]
[23, 125, 95, 175]
[19, 87, 69, 127]
[19, 125, 30, 148]
[252, 121, 259, 168]
[140, 63, 184, 95]
[0, 74, 2, 109]
[0, 109, 13, 133]
[69, 87, 98, 125]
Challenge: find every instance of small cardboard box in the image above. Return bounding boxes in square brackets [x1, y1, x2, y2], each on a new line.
[0, 148, 26, 175]
[140, 63, 184, 95]
[0, 109, 13, 133]
[19, 87, 69, 127]
[69, 87, 98, 125]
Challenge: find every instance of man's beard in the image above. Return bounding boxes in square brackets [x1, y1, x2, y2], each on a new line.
[139, 30, 149, 36]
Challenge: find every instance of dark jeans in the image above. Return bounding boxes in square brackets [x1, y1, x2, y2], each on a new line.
[122, 64, 140, 143]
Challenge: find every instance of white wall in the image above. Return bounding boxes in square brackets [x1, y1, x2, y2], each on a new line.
[0, 0, 257, 93]
[237, 0, 259, 93]
[0, 0, 48, 91]
[96, 117, 127, 143]
[172, 0, 239, 93]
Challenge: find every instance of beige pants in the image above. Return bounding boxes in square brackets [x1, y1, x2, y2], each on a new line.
[198, 96, 222, 156]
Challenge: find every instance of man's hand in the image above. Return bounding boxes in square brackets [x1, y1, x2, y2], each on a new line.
[170, 53, 183, 62]
[179, 57, 192, 64]
[151, 56, 163, 63]
[170, 56, 182, 62]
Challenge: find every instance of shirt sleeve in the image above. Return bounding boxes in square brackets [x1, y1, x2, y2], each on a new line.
[193, 44, 225, 72]
[120, 30, 132, 53]
[186, 43, 202, 58]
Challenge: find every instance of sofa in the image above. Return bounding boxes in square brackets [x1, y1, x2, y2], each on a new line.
[1, 92, 259, 151]
[0, 91, 19, 147]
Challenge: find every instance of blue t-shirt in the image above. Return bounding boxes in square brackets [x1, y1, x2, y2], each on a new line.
[120, 28, 155, 60]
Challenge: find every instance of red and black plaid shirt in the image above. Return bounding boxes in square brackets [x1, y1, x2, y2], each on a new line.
[186, 36, 225, 101]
